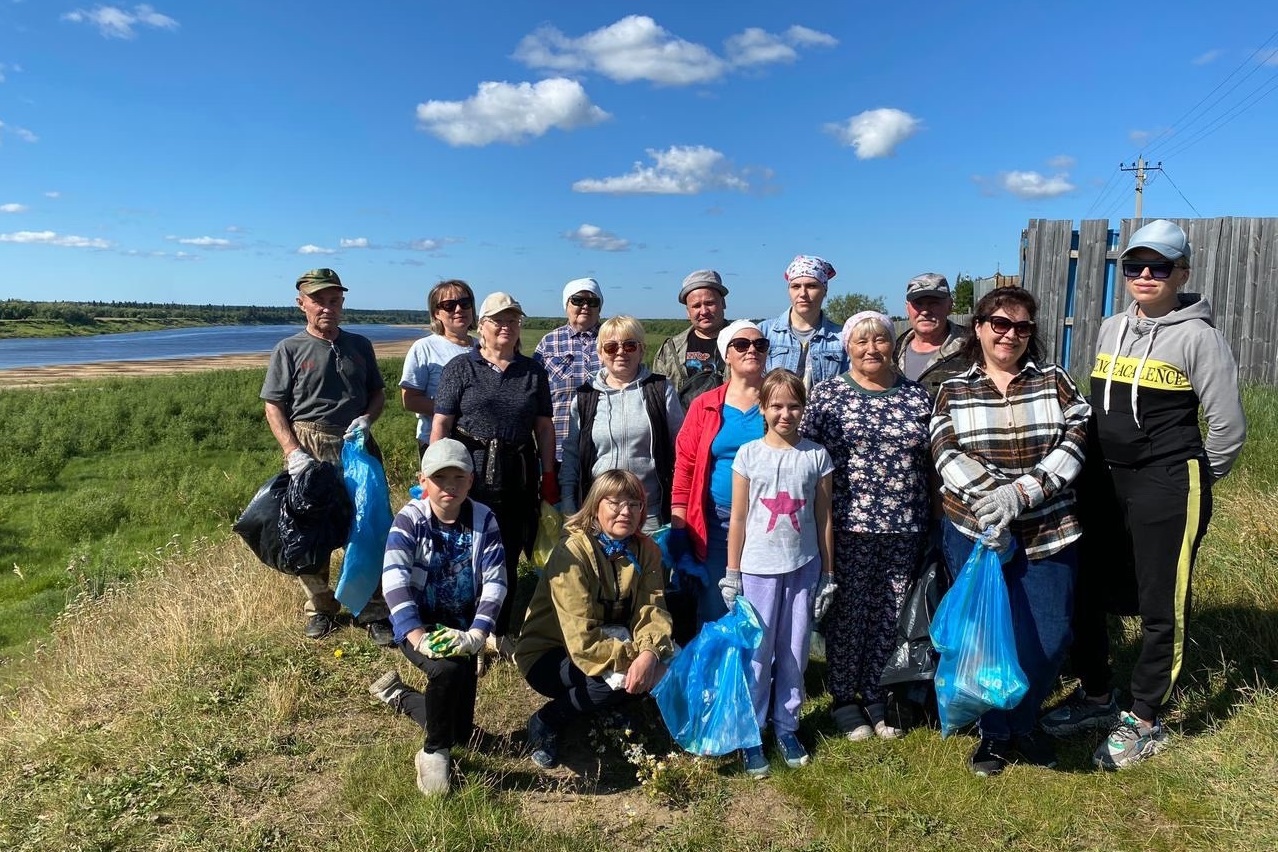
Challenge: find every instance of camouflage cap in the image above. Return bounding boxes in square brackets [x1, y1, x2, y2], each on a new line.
[296, 268, 348, 295]
[905, 272, 950, 302]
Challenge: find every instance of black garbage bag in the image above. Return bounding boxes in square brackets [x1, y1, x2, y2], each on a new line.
[880, 545, 950, 687]
[233, 472, 289, 571]
[277, 461, 353, 574]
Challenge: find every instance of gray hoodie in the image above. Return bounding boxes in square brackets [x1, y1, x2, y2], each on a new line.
[1089, 294, 1246, 479]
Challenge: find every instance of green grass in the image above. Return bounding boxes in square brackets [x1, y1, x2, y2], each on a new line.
[0, 368, 1274, 850]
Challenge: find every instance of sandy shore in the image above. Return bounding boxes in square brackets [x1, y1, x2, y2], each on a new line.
[0, 339, 415, 389]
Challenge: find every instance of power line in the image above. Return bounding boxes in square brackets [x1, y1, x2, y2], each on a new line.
[1157, 69, 1278, 161]
[1082, 165, 1122, 218]
[1159, 166, 1204, 218]
[1141, 28, 1278, 158]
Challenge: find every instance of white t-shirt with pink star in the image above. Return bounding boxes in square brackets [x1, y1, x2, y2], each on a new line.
[732, 437, 834, 576]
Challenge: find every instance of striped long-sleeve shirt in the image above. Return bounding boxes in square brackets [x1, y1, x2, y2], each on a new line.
[382, 498, 507, 643]
[930, 361, 1091, 560]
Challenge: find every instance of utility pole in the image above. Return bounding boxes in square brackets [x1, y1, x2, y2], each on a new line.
[1121, 158, 1163, 220]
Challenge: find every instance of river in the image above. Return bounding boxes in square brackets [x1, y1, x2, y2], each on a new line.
[0, 325, 425, 370]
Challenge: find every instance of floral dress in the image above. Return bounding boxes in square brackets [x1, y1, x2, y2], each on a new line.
[801, 374, 932, 715]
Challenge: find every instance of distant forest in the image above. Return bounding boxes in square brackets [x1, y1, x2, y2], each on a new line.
[0, 299, 693, 338]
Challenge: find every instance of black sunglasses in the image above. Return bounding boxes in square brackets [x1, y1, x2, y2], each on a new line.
[601, 340, 641, 355]
[727, 337, 770, 353]
[1122, 261, 1180, 280]
[979, 315, 1036, 338]
[437, 297, 474, 312]
[568, 295, 602, 308]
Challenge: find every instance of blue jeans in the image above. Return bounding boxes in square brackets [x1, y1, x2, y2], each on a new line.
[697, 504, 731, 626]
[941, 522, 1077, 739]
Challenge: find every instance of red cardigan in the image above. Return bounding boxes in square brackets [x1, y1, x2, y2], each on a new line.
[671, 384, 729, 562]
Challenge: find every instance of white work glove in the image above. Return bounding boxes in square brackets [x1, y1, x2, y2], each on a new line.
[603, 671, 628, 691]
[424, 627, 486, 657]
[981, 525, 1013, 558]
[286, 448, 314, 477]
[344, 414, 372, 440]
[719, 570, 743, 612]
[813, 573, 837, 623]
[970, 483, 1026, 530]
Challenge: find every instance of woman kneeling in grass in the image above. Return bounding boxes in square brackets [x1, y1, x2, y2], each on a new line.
[516, 469, 675, 769]
[368, 438, 508, 796]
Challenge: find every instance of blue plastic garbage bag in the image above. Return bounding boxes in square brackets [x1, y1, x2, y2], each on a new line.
[335, 432, 394, 616]
[652, 598, 764, 755]
[929, 538, 1028, 736]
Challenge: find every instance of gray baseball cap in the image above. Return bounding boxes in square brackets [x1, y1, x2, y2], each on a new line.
[1121, 219, 1192, 263]
[420, 438, 473, 477]
[678, 269, 729, 304]
[905, 273, 951, 302]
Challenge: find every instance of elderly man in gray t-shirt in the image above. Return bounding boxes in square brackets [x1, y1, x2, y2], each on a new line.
[261, 268, 393, 644]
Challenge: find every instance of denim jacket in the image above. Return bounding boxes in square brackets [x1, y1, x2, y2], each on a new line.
[759, 308, 848, 384]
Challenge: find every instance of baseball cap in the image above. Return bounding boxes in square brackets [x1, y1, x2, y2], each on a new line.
[420, 438, 474, 477]
[477, 292, 525, 320]
[905, 273, 951, 302]
[678, 269, 729, 304]
[296, 268, 348, 295]
[562, 277, 602, 305]
[1121, 219, 1192, 263]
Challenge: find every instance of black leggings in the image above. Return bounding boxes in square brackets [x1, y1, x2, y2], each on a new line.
[395, 640, 479, 753]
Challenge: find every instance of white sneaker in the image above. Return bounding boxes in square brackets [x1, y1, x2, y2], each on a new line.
[874, 720, 903, 740]
[415, 749, 450, 796]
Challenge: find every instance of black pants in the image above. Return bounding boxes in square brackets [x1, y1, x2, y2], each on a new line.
[473, 490, 532, 637]
[1070, 457, 1212, 721]
[395, 639, 478, 753]
[525, 647, 630, 730]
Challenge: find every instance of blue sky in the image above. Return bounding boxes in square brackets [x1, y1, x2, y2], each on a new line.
[2, 1, 1277, 319]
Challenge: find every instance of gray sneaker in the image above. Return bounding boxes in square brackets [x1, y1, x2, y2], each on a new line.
[1093, 711, 1169, 770]
[368, 670, 408, 708]
[1040, 687, 1119, 737]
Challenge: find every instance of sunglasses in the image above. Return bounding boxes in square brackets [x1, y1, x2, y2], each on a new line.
[568, 295, 602, 308]
[979, 315, 1036, 338]
[601, 339, 640, 355]
[437, 297, 474, 312]
[1122, 261, 1181, 280]
[727, 337, 770, 354]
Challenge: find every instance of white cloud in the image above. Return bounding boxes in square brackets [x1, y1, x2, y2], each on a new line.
[1046, 154, 1076, 170]
[573, 145, 750, 195]
[1129, 129, 1153, 146]
[296, 244, 335, 255]
[999, 170, 1076, 199]
[61, 5, 179, 39]
[824, 108, 921, 159]
[1260, 48, 1278, 67]
[514, 16, 835, 85]
[564, 223, 630, 252]
[0, 63, 7, 84]
[44, 190, 61, 199]
[415, 78, 609, 146]
[1192, 49, 1223, 66]
[339, 237, 370, 248]
[165, 235, 232, 247]
[0, 229, 111, 248]
[0, 202, 27, 213]
[396, 237, 457, 252]
[0, 119, 39, 143]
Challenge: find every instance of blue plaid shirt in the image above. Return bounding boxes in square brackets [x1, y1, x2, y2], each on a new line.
[533, 323, 601, 461]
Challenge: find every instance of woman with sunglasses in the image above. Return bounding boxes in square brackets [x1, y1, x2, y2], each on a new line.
[517, 470, 674, 769]
[671, 320, 769, 627]
[559, 316, 684, 534]
[800, 310, 934, 742]
[930, 287, 1090, 776]
[1041, 220, 1245, 771]
[401, 280, 478, 456]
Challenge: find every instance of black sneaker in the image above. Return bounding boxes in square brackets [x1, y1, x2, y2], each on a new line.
[968, 736, 1010, 777]
[1013, 730, 1059, 769]
[365, 619, 396, 648]
[527, 712, 559, 769]
[304, 613, 337, 640]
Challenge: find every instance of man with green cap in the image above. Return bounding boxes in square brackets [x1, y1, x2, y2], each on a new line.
[261, 268, 394, 644]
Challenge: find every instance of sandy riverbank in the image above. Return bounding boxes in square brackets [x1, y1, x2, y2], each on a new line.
[0, 339, 415, 389]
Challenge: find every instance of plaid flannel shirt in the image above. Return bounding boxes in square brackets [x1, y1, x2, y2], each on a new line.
[930, 360, 1091, 560]
[533, 324, 601, 461]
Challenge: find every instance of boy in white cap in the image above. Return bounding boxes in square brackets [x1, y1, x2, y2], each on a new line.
[369, 437, 509, 796]
[533, 278, 605, 464]
[1041, 219, 1246, 769]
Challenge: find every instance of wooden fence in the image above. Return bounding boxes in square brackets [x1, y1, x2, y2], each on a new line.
[1018, 217, 1278, 385]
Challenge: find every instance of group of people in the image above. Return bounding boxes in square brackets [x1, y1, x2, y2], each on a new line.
[259, 218, 1246, 797]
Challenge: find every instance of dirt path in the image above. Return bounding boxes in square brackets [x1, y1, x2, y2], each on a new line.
[0, 340, 415, 389]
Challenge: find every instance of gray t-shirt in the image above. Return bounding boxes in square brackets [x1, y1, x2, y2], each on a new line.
[900, 344, 935, 382]
[261, 329, 385, 427]
[731, 437, 834, 575]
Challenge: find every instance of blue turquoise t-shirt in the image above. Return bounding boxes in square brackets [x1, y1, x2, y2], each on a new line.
[709, 403, 764, 508]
